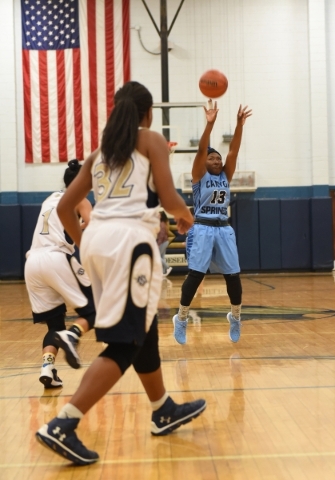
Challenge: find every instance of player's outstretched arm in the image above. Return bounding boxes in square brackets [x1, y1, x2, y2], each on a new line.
[192, 99, 219, 183]
[223, 105, 252, 183]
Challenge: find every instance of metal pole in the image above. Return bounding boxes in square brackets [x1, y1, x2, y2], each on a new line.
[168, 0, 185, 36]
[160, 0, 170, 141]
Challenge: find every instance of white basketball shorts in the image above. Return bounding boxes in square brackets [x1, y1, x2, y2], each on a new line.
[80, 218, 162, 337]
[25, 249, 91, 315]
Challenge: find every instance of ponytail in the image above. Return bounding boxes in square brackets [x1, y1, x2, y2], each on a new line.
[101, 81, 153, 170]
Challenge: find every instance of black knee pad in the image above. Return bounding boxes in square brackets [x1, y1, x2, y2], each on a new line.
[45, 314, 66, 332]
[99, 342, 140, 375]
[74, 285, 96, 331]
[42, 331, 59, 349]
[42, 313, 67, 349]
[223, 273, 242, 305]
[181, 270, 205, 306]
[133, 316, 161, 374]
[99, 317, 161, 375]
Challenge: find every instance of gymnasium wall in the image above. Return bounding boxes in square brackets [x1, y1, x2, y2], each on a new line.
[0, 0, 334, 198]
[0, 0, 334, 277]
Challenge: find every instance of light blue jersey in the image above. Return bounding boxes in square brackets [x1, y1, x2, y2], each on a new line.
[187, 170, 240, 274]
[193, 171, 230, 221]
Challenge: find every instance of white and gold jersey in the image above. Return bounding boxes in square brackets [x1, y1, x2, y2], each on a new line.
[91, 150, 159, 229]
[27, 191, 75, 256]
[80, 150, 162, 336]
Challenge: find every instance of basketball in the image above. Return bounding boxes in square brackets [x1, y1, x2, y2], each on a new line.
[199, 70, 228, 98]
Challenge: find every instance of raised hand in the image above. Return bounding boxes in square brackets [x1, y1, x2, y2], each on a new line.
[203, 99, 219, 124]
[237, 105, 252, 126]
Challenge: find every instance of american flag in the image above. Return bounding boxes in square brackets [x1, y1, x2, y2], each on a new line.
[21, 0, 130, 163]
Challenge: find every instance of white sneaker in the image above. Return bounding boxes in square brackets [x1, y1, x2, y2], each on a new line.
[39, 363, 63, 389]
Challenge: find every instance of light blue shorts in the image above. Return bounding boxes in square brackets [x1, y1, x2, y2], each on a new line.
[186, 224, 240, 274]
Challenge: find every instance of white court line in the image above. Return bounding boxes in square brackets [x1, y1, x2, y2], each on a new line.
[2, 451, 335, 468]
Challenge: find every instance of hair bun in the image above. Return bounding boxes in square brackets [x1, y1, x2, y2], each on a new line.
[68, 159, 80, 171]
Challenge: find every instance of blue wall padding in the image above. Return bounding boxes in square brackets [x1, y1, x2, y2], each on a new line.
[1, 198, 333, 279]
[281, 199, 311, 269]
[258, 199, 282, 270]
[236, 199, 260, 271]
[21, 205, 41, 276]
[310, 198, 333, 270]
[0, 205, 22, 277]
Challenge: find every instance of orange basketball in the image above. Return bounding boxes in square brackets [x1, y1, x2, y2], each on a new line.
[199, 70, 228, 98]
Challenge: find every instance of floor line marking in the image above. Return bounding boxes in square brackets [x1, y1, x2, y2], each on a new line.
[1, 383, 335, 401]
[2, 451, 335, 468]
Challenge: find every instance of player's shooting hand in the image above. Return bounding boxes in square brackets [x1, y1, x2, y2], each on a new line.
[237, 105, 252, 126]
[204, 99, 219, 124]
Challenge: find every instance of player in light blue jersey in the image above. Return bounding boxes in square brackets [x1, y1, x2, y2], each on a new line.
[172, 100, 252, 345]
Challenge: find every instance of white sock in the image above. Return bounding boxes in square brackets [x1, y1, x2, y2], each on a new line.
[151, 392, 169, 411]
[57, 403, 84, 420]
[178, 305, 189, 321]
[231, 304, 242, 321]
[42, 353, 55, 365]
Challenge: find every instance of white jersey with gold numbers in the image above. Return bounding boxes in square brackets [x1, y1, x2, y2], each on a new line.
[27, 191, 75, 256]
[24, 191, 94, 319]
[80, 149, 162, 339]
[91, 149, 159, 230]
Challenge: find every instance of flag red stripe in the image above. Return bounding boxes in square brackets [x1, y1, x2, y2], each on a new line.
[39, 51, 50, 162]
[22, 50, 33, 164]
[72, 48, 83, 160]
[56, 50, 68, 162]
[122, 0, 130, 82]
[105, 0, 115, 118]
[22, 0, 131, 163]
[87, 0, 98, 152]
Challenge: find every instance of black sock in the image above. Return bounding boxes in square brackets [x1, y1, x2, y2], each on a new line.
[68, 325, 82, 338]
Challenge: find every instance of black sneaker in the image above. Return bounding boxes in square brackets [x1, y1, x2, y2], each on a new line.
[151, 396, 206, 436]
[54, 330, 81, 369]
[36, 417, 99, 465]
[39, 364, 63, 388]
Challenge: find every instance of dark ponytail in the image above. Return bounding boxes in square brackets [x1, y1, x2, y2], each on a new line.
[101, 81, 153, 170]
[63, 159, 81, 187]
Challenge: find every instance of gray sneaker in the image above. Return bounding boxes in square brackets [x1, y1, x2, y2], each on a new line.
[172, 314, 188, 344]
[227, 312, 241, 343]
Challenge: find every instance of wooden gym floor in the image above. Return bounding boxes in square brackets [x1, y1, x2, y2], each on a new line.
[1, 272, 335, 480]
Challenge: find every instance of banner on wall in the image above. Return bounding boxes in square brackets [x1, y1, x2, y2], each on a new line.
[21, 0, 130, 164]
